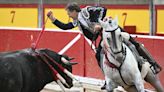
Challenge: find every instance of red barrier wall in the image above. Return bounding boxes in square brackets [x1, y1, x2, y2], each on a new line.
[0, 28, 85, 76]
[0, 28, 164, 87]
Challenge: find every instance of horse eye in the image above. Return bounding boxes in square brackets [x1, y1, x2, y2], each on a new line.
[107, 38, 111, 43]
[119, 35, 122, 41]
[109, 20, 112, 24]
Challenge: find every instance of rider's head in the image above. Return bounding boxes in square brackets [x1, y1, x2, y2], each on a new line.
[65, 2, 81, 20]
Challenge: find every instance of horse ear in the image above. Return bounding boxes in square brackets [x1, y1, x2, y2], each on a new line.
[121, 32, 130, 41]
[98, 19, 106, 29]
[114, 15, 119, 26]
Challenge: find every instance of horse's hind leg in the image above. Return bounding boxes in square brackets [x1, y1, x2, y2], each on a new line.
[144, 69, 164, 92]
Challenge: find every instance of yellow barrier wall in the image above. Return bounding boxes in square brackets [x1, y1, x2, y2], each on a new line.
[157, 10, 164, 34]
[0, 5, 160, 34]
[0, 8, 38, 28]
[45, 8, 150, 33]
[106, 9, 150, 33]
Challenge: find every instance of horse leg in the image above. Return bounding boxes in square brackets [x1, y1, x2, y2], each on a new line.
[144, 69, 164, 92]
[126, 86, 138, 92]
[133, 72, 145, 92]
[103, 67, 117, 92]
[105, 78, 117, 92]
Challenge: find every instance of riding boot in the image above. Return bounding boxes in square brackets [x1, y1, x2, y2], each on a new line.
[137, 42, 162, 74]
[129, 37, 162, 74]
[124, 40, 145, 68]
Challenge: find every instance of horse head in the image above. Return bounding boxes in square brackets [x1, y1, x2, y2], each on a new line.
[99, 16, 130, 62]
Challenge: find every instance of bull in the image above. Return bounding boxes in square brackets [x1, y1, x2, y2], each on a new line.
[0, 48, 77, 92]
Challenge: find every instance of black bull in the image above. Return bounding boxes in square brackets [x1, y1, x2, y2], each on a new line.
[0, 48, 76, 92]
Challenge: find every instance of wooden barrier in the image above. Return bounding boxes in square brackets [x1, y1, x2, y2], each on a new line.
[0, 27, 164, 88]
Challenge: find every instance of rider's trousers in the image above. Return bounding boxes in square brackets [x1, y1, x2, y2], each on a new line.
[129, 36, 162, 74]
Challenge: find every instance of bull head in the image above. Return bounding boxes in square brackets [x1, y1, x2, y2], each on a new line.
[38, 48, 78, 89]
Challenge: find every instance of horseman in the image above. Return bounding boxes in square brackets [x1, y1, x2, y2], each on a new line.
[47, 2, 106, 72]
[47, 2, 161, 89]
[47, 2, 107, 89]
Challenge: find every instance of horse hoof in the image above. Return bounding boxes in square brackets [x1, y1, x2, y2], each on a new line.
[101, 82, 106, 90]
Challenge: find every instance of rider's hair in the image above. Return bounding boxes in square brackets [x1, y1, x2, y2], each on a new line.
[66, 2, 81, 12]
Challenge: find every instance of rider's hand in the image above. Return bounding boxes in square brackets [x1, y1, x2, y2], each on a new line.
[47, 10, 56, 22]
[94, 24, 102, 33]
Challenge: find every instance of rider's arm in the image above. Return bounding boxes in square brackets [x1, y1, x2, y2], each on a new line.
[52, 19, 75, 30]
[47, 10, 76, 30]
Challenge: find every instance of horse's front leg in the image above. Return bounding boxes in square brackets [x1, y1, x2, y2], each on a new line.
[105, 76, 118, 92]
[133, 72, 145, 92]
[102, 54, 117, 92]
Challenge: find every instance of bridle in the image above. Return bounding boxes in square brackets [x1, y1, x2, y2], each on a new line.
[103, 28, 130, 85]
[105, 26, 119, 32]
[104, 27, 126, 59]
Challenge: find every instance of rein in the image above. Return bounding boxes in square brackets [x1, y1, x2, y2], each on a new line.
[105, 26, 119, 32]
[104, 52, 118, 69]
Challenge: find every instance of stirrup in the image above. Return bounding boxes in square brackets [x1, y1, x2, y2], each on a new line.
[150, 63, 162, 74]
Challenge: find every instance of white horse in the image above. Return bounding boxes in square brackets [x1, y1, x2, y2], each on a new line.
[99, 17, 164, 92]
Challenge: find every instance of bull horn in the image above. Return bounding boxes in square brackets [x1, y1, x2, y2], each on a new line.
[61, 57, 78, 65]
[68, 57, 75, 60]
[61, 57, 69, 64]
[69, 62, 78, 65]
